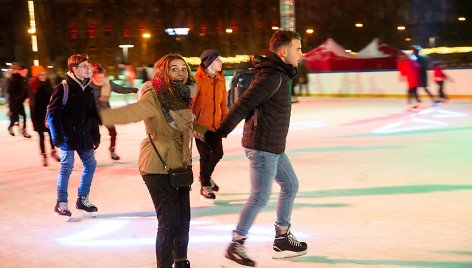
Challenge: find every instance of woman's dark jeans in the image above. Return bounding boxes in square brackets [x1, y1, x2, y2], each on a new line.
[142, 174, 191, 268]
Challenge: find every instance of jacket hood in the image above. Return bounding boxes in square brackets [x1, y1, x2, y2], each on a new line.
[253, 52, 298, 78]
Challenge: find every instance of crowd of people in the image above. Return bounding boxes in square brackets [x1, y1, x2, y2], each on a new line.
[2, 29, 453, 268]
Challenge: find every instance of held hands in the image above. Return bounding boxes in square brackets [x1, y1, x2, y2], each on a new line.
[193, 130, 205, 141]
[204, 130, 222, 152]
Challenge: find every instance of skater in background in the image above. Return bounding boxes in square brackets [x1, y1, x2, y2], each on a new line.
[411, 45, 438, 105]
[205, 30, 308, 266]
[433, 63, 449, 102]
[192, 49, 227, 201]
[100, 54, 208, 268]
[29, 65, 61, 166]
[296, 59, 309, 96]
[48, 54, 101, 219]
[397, 51, 423, 111]
[90, 63, 138, 160]
[6, 64, 31, 138]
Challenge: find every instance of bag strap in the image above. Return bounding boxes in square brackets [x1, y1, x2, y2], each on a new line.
[146, 133, 170, 173]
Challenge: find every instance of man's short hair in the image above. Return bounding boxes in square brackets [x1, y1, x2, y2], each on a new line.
[269, 30, 301, 52]
[68, 54, 89, 71]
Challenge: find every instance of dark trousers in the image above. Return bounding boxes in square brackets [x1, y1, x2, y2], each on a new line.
[407, 87, 420, 105]
[142, 174, 190, 268]
[437, 81, 448, 100]
[195, 138, 223, 187]
[38, 130, 54, 154]
[106, 125, 117, 149]
[9, 103, 27, 128]
[419, 86, 435, 102]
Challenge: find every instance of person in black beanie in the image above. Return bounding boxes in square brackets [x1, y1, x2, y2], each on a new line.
[205, 31, 308, 266]
[192, 49, 227, 202]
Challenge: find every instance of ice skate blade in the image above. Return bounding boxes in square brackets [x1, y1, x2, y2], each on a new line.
[54, 213, 72, 222]
[80, 211, 98, 218]
[272, 249, 307, 259]
[221, 256, 256, 267]
[199, 196, 216, 205]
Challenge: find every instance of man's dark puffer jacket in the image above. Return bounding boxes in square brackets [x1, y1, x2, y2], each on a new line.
[217, 52, 297, 154]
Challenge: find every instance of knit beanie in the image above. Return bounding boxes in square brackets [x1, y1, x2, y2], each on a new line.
[200, 50, 220, 68]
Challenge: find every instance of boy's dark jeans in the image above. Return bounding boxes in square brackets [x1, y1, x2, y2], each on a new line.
[195, 138, 223, 187]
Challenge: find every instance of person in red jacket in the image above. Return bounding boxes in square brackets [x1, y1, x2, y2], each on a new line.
[433, 63, 449, 102]
[397, 52, 423, 111]
[192, 50, 227, 201]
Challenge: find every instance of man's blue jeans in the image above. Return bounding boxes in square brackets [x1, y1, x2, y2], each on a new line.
[57, 149, 97, 202]
[234, 148, 299, 237]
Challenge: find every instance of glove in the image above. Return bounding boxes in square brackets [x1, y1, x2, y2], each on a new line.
[204, 130, 222, 152]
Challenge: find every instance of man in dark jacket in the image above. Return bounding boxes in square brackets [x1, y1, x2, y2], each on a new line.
[411, 45, 438, 104]
[205, 30, 308, 266]
[48, 54, 101, 219]
[6, 64, 31, 138]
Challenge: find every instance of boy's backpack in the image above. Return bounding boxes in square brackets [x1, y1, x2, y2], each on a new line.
[45, 81, 69, 129]
[227, 69, 257, 110]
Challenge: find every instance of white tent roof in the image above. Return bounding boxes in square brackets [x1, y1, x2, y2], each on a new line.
[356, 38, 392, 58]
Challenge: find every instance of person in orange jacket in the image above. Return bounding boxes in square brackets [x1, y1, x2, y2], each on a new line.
[192, 50, 228, 201]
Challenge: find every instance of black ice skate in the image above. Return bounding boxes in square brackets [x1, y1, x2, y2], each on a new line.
[173, 260, 190, 268]
[54, 202, 72, 220]
[272, 225, 307, 259]
[76, 195, 98, 217]
[200, 186, 216, 204]
[210, 178, 219, 192]
[225, 237, 256, 267]
[110, 147, 120, 160]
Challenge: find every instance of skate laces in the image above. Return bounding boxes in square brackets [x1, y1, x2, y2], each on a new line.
[234, 243, 252, 259]
[202, 186, 214, 195]
[81, 196, 95, 207]
[58, 202, 70, 212]
[287, 232, 303, 247]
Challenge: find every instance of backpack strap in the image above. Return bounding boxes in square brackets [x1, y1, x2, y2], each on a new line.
[254, 72, 282, 127]
[61, 80, 69, 106]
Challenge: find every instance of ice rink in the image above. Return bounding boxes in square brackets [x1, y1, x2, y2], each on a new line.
[1, 97, 472, 268]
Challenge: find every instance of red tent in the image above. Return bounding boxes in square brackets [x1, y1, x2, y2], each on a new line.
[304, 38, 400, 72]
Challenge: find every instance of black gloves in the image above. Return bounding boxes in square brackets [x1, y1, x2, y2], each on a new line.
[204, 130, 222, 152]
